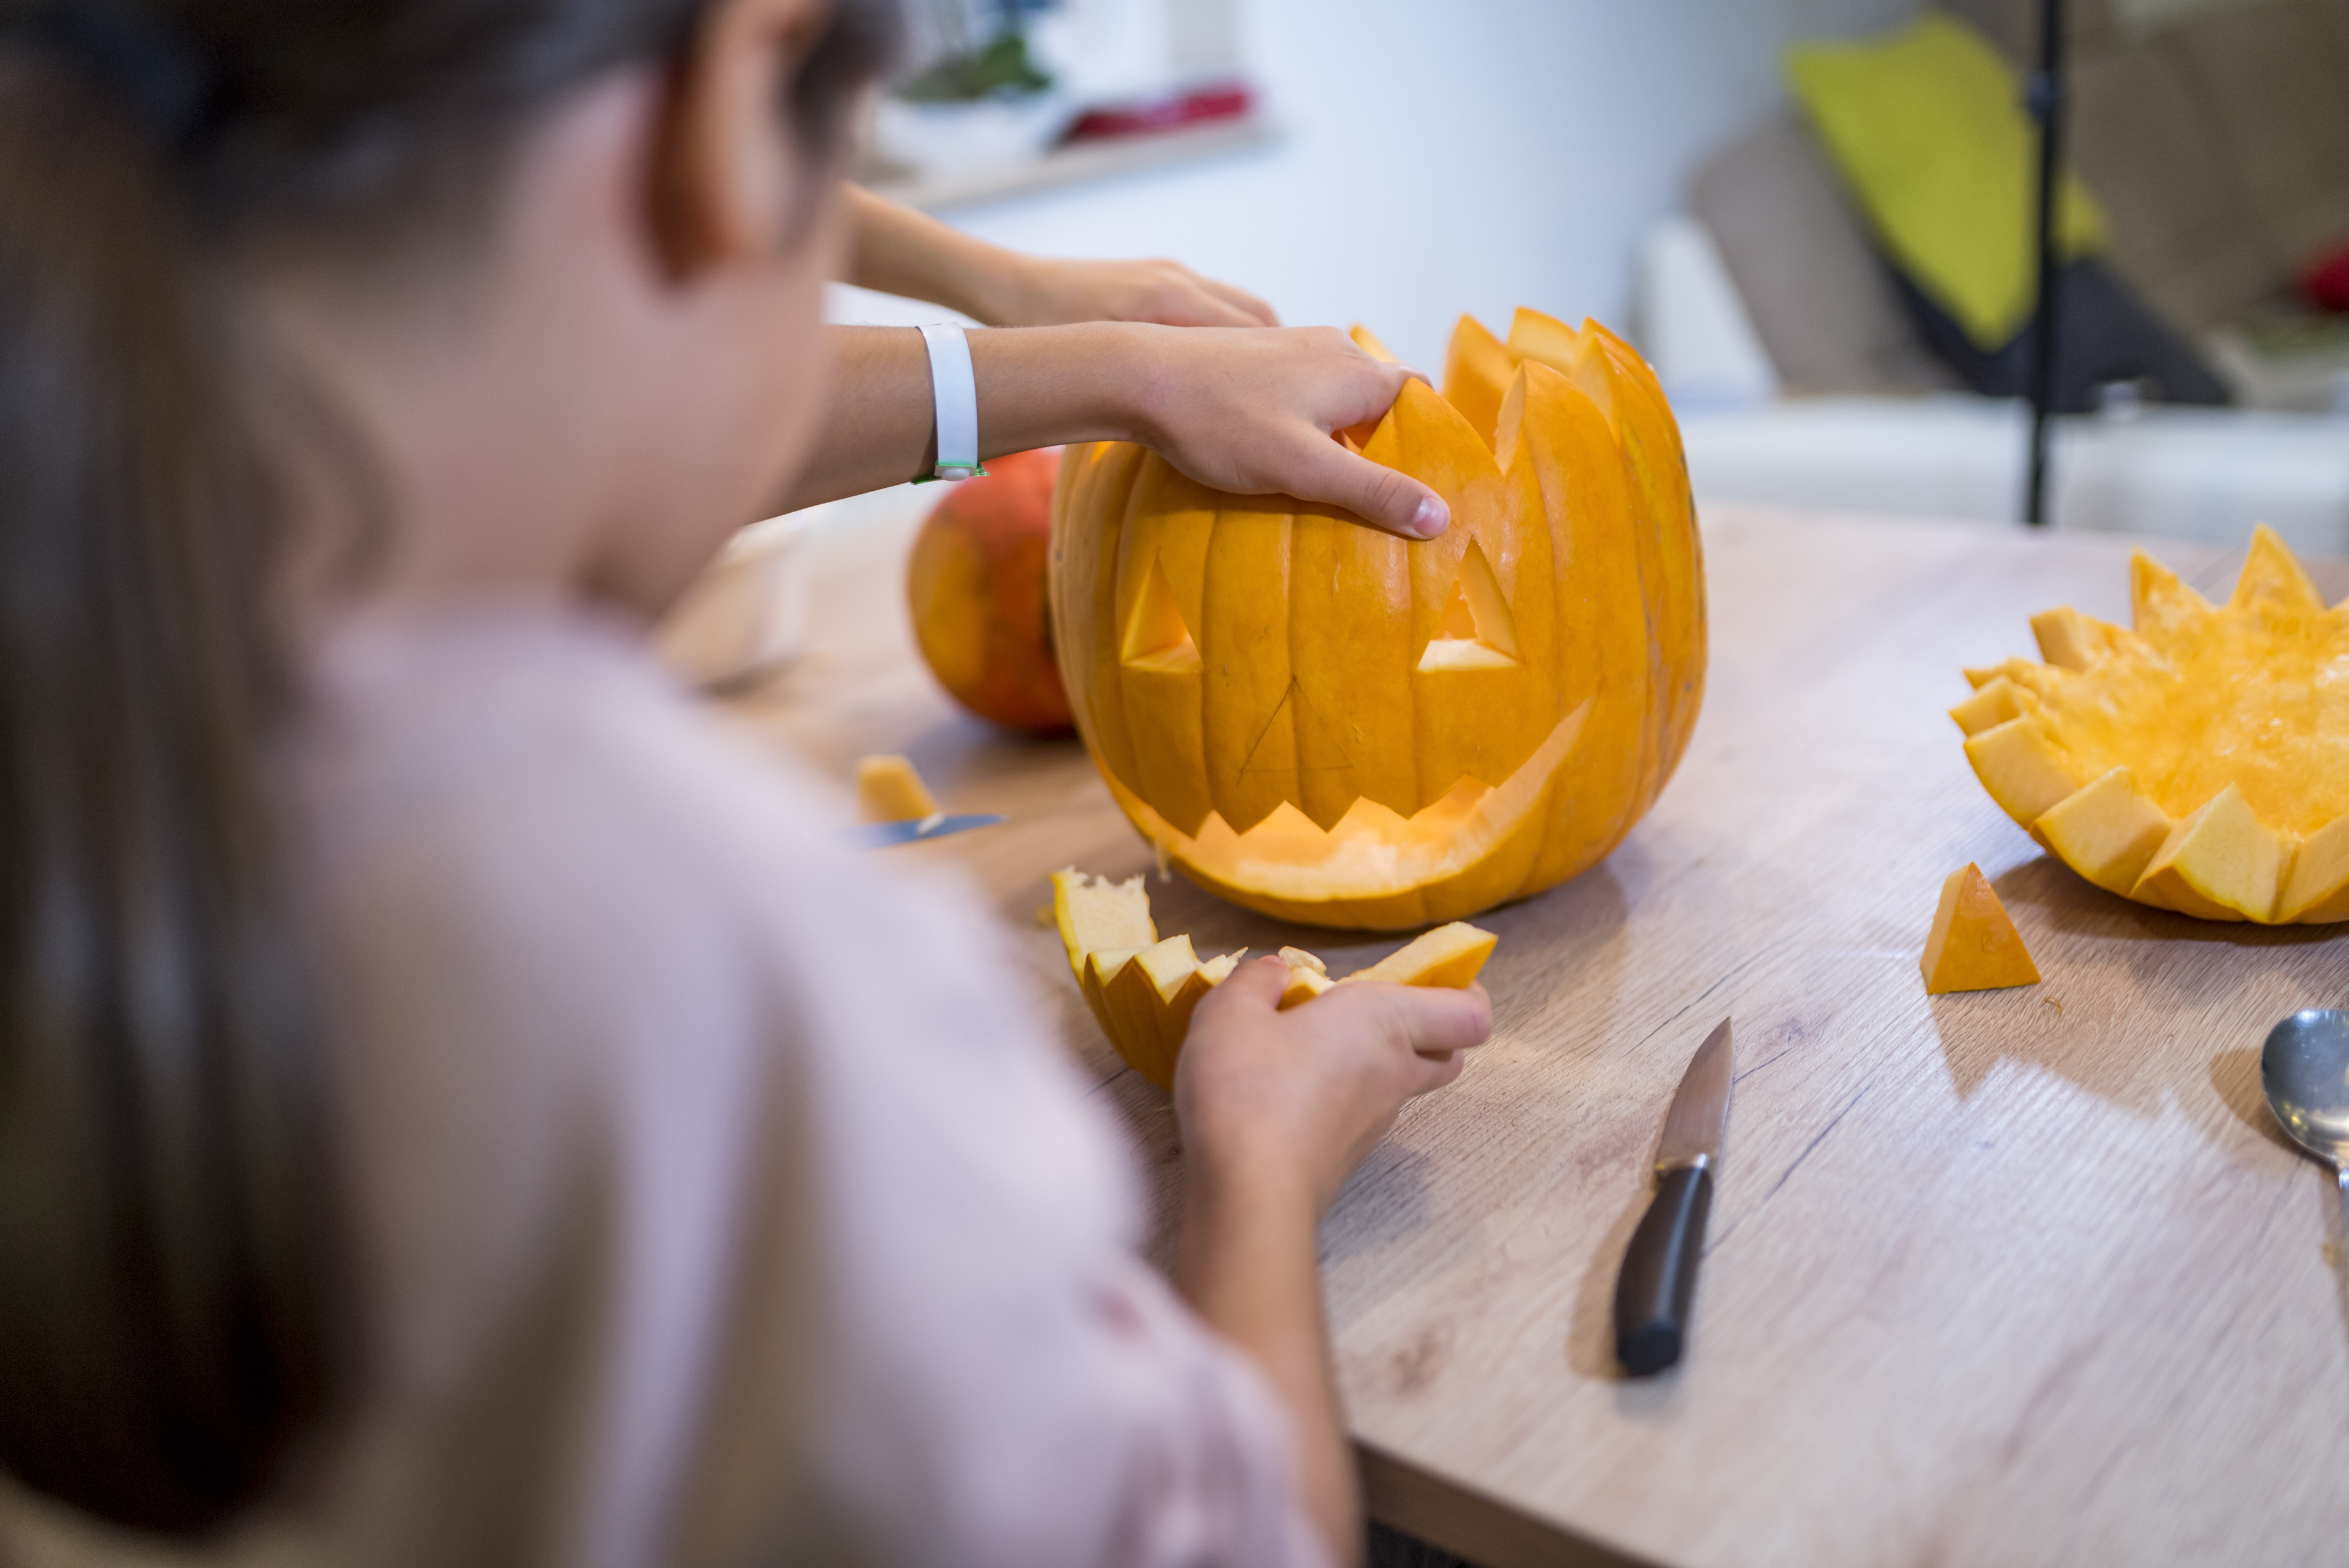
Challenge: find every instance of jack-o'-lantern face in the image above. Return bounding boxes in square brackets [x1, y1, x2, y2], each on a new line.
[1048, 310, 1706, 930]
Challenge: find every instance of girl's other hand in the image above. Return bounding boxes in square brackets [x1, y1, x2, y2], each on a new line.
[999, 256, 1280, 329]
[1175, 957, 1491, 1219]
[1133, 325, 1452, 539]
[1171, 957, 1488, 1562]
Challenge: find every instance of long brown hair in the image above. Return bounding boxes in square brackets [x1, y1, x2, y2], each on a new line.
[0, 0, 894, 1536]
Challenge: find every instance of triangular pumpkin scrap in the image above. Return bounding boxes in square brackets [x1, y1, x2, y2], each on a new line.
[1921, 863, 2042, 994]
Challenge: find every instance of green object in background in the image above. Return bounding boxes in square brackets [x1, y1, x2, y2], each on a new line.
[1786, 13, 2108, 350]
[896, 29, 1053, 104]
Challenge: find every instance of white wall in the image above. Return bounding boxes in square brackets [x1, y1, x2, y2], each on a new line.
[845, 0, 1918, 370]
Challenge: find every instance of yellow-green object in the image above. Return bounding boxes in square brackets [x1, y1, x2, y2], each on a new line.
[1786, 14, 2108, 349]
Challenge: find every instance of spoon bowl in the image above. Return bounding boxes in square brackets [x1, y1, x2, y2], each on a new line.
[2260, 1008, 2349, 1225]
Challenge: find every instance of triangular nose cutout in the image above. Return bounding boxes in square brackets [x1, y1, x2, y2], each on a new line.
[1418, 539, 1521, 671]
[1122, 556, 1201, 673]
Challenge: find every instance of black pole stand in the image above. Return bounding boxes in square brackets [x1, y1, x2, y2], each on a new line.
[2023, 0, 2067, 526]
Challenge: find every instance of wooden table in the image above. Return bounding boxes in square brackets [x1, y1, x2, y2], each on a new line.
[723, 499, 2349, 1568]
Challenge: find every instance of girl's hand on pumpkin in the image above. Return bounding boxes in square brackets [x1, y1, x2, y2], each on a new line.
[780, 322, 1451, 535]
[994, 256, 1280, 329]
[1131, 325, 1453, 540]
[1175, 956, 1490, 1218]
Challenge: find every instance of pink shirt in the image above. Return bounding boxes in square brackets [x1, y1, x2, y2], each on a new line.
[0, 603, 1325, 1568]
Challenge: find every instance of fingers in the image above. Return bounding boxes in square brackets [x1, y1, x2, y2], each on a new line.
[1202, 277, 1280, 327]
[1369, 980, 1493, 1058]
[1202, 953, 1289, 1013]
[1281, 436, 1451, 539]
[1128, 262, 1277, 329]
[1181, 292, 1275, 329]
[1403, 1047, 1468, 1097]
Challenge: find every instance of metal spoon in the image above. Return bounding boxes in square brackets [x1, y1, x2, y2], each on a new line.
[2260, 1009, 2349, 1231]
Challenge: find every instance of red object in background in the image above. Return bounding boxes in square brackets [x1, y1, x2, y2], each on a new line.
[904, 448, 1075, 738]
[1064, 81, 1253, 143]
[2306, 238, 2349, 312]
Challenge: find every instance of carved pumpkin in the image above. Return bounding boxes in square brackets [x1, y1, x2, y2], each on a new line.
[1954, 526, 2349, 923]
[1047, 310, 1705, 930]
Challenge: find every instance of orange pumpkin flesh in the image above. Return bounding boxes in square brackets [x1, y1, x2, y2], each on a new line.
[907, 448, 1075, 736]
[1955, 527, 2349, 923]
[1920, 864, 2041, 994]
[1052, 869, 1496, 1086]
[855, 754, 939, 823]
[1050, 310, 1705, 930]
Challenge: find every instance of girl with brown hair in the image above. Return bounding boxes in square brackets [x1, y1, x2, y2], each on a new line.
[0, 3, 1483, 1563]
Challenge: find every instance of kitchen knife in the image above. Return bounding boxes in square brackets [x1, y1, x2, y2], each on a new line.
[1613, 1017, 1733, 1376]
[843, 813, 1007, 850]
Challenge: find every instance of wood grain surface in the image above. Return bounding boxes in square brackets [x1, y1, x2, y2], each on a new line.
[723, 497, 2349, 1568]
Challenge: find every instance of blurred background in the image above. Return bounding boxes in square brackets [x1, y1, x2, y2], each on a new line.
[766, 0, 2349, 653]
[847, 0, 1918, 370]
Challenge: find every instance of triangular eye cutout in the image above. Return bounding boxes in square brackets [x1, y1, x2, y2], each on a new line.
[1122, 556, 1201, 673]
[1418, 539, 1521, 671]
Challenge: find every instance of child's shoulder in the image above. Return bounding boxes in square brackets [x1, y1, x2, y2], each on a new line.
[311, 600, 808, 825]
[296, 600, 875, 985]
[295, 596, 1116, 1183]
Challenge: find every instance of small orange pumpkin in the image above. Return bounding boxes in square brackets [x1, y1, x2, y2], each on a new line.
[1048, 310, 1705, 930]
[907, 448, 1074, 736]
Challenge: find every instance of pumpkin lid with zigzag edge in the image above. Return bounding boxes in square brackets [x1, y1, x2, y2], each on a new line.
[1953, 527, 2349, 924]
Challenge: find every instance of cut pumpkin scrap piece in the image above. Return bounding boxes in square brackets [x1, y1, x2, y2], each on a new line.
[1922, 864, 2042, 996]
[1091, 936, 1245, 1091]
[1274, 925, 1499, 1010]
[1951, 526, 2349, 925]
[1052, 868, 1156, 977]
[855, 754, 940, 824]
[1277, 948, 1333, 1008]
[1049, 868, 1499, 1086]
[1350, 922, 1501, 988]
[1052, 869, 1157, 1038]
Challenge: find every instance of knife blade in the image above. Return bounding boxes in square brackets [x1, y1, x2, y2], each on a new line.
[842, 813, 1007, 850]
[1613, 1016, 1732, 1376]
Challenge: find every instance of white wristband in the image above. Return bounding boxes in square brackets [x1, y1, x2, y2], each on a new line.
[917, 322, 985, 482]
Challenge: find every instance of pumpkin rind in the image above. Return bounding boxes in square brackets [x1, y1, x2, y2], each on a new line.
[905, 448, 1074, 735]
[1954, 527, 2349, 923]
[1050, 314, 1705, 931]
[1921, 863, 2042, 994]
[1051, 870, 1494, 1083]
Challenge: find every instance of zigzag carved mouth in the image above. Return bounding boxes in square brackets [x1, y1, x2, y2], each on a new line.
[1104, 698, 1589, 904]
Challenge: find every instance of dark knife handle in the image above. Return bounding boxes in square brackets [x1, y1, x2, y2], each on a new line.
[1613, 1162, 1713, 1376]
